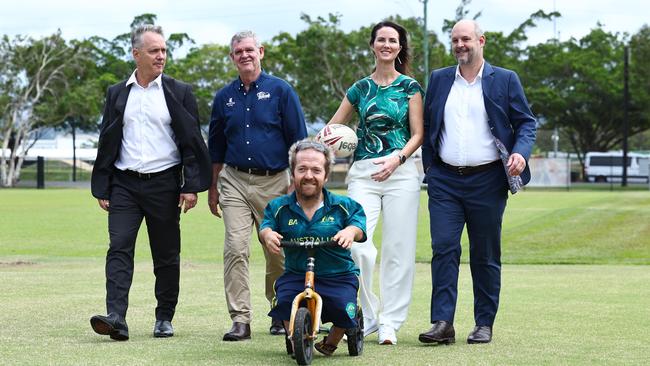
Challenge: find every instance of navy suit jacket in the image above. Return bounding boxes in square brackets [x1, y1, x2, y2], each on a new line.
[422, 62, 536, 185]
[91, 74, 212, 199]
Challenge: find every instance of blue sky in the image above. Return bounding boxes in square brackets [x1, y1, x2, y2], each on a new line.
[1, 0, 646, 47]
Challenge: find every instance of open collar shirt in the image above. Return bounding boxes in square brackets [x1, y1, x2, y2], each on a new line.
[114, 70, 180, 173]
[439, 62, 499, 167]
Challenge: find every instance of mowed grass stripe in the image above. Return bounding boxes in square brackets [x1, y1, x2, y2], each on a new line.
[1, 189, 650, 264]
[1, 261, 649, 365]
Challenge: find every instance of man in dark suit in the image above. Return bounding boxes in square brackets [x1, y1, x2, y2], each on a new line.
[418, 19, 536, 345]
[90, 24, 211, 341]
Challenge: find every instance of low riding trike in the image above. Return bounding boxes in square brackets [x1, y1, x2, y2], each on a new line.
[279, 240, 364, 365]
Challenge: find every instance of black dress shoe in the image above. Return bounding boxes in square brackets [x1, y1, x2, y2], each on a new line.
[153, 320, 174, 338]
[467, 325, 492, 344]
[223, 321, 251, 341]
[90, 313, 129, 341]
[270, 319, 286, 335]
[418, 321, 455, 345]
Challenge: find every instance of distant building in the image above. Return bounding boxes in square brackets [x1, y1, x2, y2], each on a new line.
[20, 128, 98, 161]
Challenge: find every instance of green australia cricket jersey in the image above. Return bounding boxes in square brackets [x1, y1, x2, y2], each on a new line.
[260, 189, 367, 277]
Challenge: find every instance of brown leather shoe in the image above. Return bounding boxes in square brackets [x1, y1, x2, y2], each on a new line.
[418, 320, 455, 345]
[223, 321, 251, 341]
[467, 325, 492, 344]
[314, 336, 337, 356]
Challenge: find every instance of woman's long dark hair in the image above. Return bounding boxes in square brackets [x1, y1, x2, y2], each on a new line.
[369, 21, 410, 75]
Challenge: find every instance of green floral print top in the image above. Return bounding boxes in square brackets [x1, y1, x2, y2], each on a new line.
[346, 74, 424, 161]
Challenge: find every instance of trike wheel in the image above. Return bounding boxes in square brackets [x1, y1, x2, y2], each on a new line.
[293, 307, 313, 365]
[346, 308, 364, 356]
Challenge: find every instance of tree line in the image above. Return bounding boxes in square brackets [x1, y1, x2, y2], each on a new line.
[1, 6, 649, 187]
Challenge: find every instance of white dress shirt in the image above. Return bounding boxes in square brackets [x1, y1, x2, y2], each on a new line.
[114, 71, 180, 173]
[439, 62, 499, 167]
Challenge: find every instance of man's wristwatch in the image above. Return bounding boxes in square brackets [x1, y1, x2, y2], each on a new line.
[398, 154, 407, 165]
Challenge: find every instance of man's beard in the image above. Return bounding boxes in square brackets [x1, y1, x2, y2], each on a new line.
[455, 48, 473, 65]
[296, 181, 321, 200]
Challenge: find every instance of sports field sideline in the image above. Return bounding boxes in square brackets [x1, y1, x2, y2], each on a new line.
[1, 188, 649, 365]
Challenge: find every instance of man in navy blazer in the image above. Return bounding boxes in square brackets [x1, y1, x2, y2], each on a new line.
[90, 24, 211, 341]
[418, 19, 536, 345]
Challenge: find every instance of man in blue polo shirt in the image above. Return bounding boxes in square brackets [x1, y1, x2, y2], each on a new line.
[260, 139, 366, 356]
[208, 30, 308, 341]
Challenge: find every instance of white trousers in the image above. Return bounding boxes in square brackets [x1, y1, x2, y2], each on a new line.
[346, 153, 420, 330]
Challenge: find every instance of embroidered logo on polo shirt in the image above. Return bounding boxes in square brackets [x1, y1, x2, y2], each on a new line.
[257, 91, 270, 100]
[321, 216, 335, 223]
[288, 219, 298, 226]
[345, 302, 356, 319]
[226, 98, 235, 107]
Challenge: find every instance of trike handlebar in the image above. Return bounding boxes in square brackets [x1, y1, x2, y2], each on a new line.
[279, 240, 339, 249]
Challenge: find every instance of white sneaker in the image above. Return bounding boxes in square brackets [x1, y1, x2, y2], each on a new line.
[363, 317, 379, 337]
[378, 325, 397, 345]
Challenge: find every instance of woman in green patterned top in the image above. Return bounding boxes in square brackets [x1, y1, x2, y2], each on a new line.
[326, 20, 424, 346]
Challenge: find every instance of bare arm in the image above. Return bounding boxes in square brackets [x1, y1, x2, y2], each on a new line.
[208, 163, 224, 218]
[97, 199, 109, 211]
[402, 92, 425, 159]
[332, 225, 364, 249]
[178, 193, 198, 213]
[327, 96, 356, 125]
[371, 93, 425, 182]
[259, 228, 284, 255]
[507, 153, 526, 177]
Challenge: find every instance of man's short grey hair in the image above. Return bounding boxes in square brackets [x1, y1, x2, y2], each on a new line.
[288, 139, 335, 178]
[230, 30, 261, 52]
[131, 24, 164, 49]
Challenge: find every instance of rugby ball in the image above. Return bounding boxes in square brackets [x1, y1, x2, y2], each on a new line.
[315, 124, 358, 158]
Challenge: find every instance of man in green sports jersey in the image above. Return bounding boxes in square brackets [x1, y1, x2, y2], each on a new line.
[259, 139, 366, 356]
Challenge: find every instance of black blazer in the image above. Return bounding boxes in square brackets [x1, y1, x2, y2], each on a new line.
[91, 74, 212, 199]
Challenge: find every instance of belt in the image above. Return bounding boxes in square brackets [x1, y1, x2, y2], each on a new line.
[120, 165, 179, 180]
[232, 166, 284, 176]
[439, 160, 501, 176]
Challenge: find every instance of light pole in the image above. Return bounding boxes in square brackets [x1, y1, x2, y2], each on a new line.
[551, 127, 559, 158]
[421, 0, 429, 89]
[622, 44, 630, 187]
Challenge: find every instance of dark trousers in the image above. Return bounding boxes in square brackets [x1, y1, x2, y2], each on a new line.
[426, 163, 508, 326]
[105, 168, 181, 321]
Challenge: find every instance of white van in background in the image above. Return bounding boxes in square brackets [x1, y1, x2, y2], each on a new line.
[584, 151, 650, 183]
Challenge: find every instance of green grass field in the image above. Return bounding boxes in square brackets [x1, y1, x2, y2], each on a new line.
[1, 188, 649, 365]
